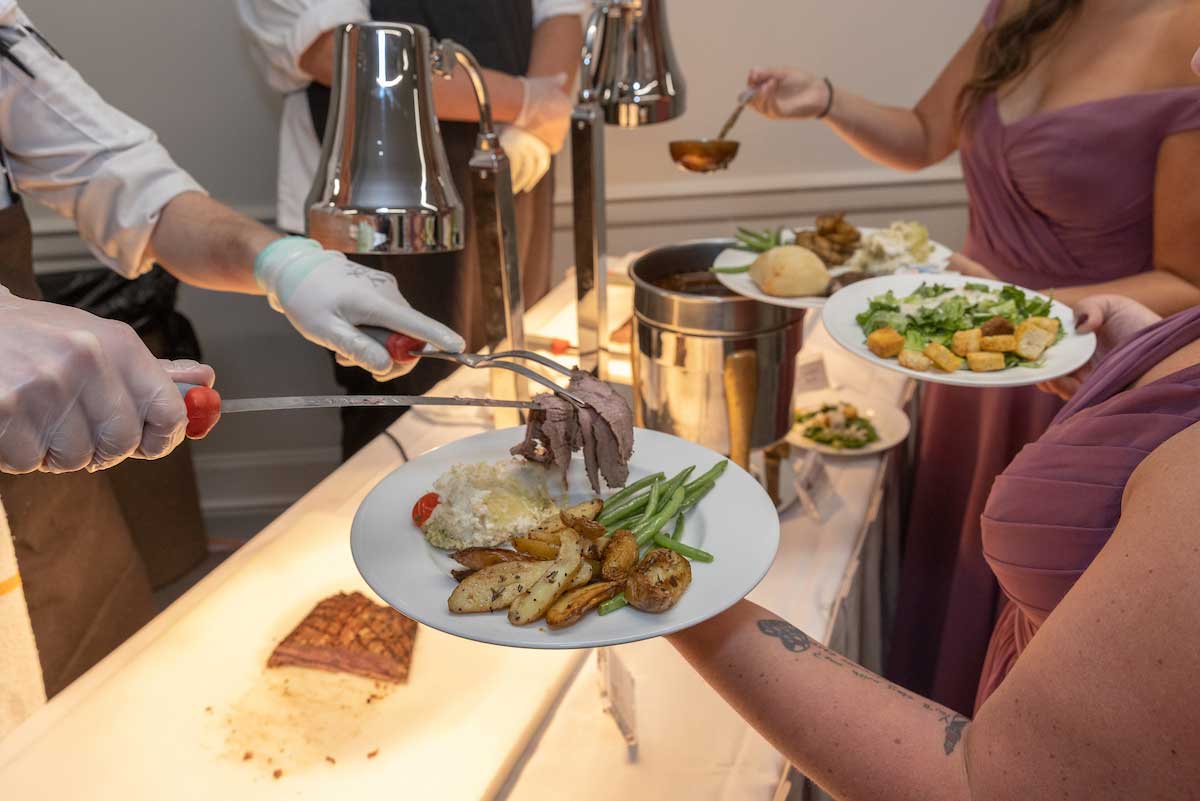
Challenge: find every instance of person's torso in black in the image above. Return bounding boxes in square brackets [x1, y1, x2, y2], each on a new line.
[307, 0, 534, 142]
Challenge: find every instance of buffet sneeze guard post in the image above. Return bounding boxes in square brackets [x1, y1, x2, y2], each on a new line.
[306, 22, 526, 428]
[572, 0, 686, 380]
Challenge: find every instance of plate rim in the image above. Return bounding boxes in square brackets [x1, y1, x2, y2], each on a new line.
[350, 427, 781, 650]
[820, 273, 1098, 388]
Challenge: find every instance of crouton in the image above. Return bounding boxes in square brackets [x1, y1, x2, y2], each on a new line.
[951, 328, 982, 357]
[923, 342, 964, 373]
[898, 349, 933, 372]
[980, 335, 1017, 353]
[981, 316, 1015, 337]
[1028, 316, 1060, 336]
[1015, 323, 1055, 361]
[867, 327, 905, 359]
[966, 352, 1006, 372]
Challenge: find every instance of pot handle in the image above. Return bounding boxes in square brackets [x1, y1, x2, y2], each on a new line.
[723, 349, 758, 471]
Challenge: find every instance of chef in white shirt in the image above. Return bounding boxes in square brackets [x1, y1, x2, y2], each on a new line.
[0, 0, 464, 704]
[238, 0, 586, 458]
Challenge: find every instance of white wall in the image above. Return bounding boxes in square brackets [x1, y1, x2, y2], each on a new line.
[20, 0, 980, 534]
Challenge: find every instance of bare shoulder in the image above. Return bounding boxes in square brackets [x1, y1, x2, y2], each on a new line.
[1119, 420, 1200, 537]
[1157, 3, 1200, 86]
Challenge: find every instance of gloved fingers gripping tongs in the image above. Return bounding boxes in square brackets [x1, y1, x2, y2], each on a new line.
[177, 328, 586, 435]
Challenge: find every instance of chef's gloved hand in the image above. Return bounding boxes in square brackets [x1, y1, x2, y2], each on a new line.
[0, 288, 216, 474]
[499, 124, 552, 193]
[747, 67, 831, 120]
[515, 73, 572, 154]
[1036, 294, 1162, 401]
[254, 238, 467, 382]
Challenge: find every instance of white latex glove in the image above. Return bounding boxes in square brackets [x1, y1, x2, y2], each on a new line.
[747, 67, 831, 120]
[499, 124, 552, 193]
[515, 73, 572, 154]
[1036, 294, 1162, 401]
[254, 238, 467, 382]
[0, 287, 216, 474]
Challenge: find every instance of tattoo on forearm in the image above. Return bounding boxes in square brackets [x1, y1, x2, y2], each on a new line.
[756, 619, 970, 756]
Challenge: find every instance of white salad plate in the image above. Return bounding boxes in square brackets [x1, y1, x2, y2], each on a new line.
[711, 226, 954, 309]
[351, 427, 780, 650]
[788, 388, 911, 456]
[821, 274, 1098, 388]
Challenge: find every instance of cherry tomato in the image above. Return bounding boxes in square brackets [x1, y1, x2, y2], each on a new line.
[412, 492, 440, 526]
[183, 386, 222, 439]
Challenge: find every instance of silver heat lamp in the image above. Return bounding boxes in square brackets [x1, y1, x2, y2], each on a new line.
[572, 0, 686, 380]
[306, 22, 526, 426]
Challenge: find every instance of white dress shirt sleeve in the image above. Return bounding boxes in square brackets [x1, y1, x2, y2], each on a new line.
[236, 0, 371, 93]
[532, 0, 589, 28]
[0, 4, 206, 278]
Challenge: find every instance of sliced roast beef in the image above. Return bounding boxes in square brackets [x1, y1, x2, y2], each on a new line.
[512, 372, 634, 493]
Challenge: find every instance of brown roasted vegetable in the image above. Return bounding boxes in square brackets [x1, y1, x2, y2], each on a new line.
[448, 561, 553, 613]
[509, 529, 584, 625]
[625, 548, 692, 613]
[451, 568, 475, 582]
[561, 511, 606, 540]
[601, 530, 638, 582]
[451, 547, 534, 571]
[545, 581, 621, 629]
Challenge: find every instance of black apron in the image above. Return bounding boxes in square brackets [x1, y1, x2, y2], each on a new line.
[0, 201, 161, 697]
[308, 0, 554, 458]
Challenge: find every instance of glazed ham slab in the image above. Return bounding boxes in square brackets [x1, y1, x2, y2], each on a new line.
[511, 371, 634, 493]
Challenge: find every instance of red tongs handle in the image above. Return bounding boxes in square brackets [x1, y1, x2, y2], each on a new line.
[176, 383, 222, 438]
[361, 326, 426, 363]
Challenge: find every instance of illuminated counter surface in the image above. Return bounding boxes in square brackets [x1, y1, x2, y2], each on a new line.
[0, 277, 908, 801]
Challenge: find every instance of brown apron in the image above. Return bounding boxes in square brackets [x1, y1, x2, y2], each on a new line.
[0, 201, 196, 697]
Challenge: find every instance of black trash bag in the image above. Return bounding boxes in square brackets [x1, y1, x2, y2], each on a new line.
[36, 265, 203, 362]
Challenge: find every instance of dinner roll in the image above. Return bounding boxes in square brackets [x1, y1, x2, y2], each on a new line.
[749, 246, 830, 297]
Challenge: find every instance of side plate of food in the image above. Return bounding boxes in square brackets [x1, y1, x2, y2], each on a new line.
[350, 427, 780, 650]
[787, 389, 911, 456]
[821, 274, 1097, 388]
[711, 217, 954, 309]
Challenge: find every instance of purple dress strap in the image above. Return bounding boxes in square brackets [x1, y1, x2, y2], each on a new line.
[1058, 306, 1200, 421]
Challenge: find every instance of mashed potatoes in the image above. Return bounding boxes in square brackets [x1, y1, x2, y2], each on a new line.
[749, 245, 830, 297]
[421, 460, 557, 550]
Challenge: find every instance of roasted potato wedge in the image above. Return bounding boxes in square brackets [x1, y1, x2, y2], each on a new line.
[564, 499, 603, 521]
[561, 511, 606, 540]
[451, 547, 534, 571]
[528, 526, 564, 545]
[448, 561, 553, 613]
[451, 568, 475, 582]
[601, 529, 638, 582]
[512, 537, 560, 560]
[567, 558, 595, 589]
[545, 581, 621, 629]
[626, 548, 692, 613]
[509, 529, 584, 626]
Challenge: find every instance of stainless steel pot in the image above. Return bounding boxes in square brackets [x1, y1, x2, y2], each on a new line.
[630, 240, 804, 472]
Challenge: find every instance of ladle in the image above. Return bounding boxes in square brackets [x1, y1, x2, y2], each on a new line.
[669, 87, 757, 174]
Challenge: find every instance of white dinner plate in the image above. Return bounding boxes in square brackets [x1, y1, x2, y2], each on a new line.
[351, 427, 780, 650]
[711, 226, 954, 309]
[788, 388, 911, 456]
[821, 274, 1098, 388]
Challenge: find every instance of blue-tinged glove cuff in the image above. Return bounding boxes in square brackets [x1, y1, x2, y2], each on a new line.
[253, 237, 323, 300]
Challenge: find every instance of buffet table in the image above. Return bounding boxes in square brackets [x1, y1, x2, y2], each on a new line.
[0, 276, 911, 801]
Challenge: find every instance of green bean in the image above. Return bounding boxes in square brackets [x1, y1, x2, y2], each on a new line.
[686, 460, 728, 492]
[599, 593, 627, 615]
[634, 487, 685, 547]
[605, 513, 644, 536]
[670, 514, 685, 541]
[682, 478, 717, 510]
[653, 531, 714, 563]
[643, 478, 663, 520]
[598, 492, 650, 526]
[659, 466, 696, 502]
[601, 472, 664, 512]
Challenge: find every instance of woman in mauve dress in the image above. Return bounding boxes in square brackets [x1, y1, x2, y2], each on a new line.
[665, 295, 1200, 800]
[745, 0, 1200, 712]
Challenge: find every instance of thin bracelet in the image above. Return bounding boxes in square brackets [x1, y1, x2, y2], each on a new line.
[816, 77, 835, 120]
